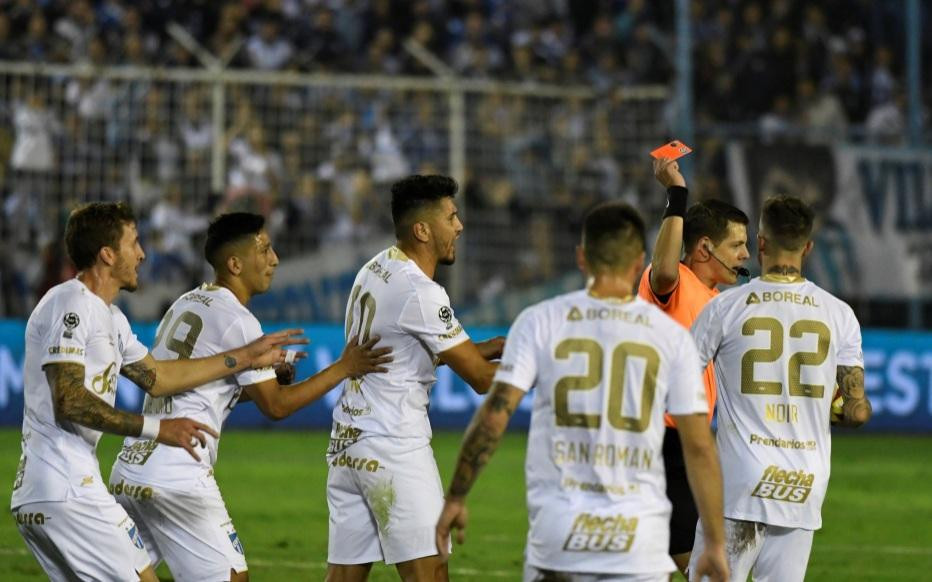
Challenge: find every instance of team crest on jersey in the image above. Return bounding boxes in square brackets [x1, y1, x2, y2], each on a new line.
[567, 307, 583, 321]
[62, 312, 80, 338]
[751, 465, 815, 503]
[563, 512, 637, 553]
[746, 292, 761, 305]
[438, 306, 453, 325]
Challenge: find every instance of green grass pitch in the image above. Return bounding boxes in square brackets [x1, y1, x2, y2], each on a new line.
[0, 429, 930, 580]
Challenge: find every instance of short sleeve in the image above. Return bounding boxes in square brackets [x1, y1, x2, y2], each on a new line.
[40, 296, 93, 368]
[399, 282, 470, 354]
[835, 302, 864, 368]
[491, 307, 540, 393]
[666, 327, 709, 416]
[690, 298, 723, 368]
[222, 316, 277, 386]
[113, 308, 148, 365]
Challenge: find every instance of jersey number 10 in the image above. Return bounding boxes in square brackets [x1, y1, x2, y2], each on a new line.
[553, 339, 659, 432]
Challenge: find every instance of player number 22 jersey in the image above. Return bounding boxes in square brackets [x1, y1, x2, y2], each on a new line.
[691, 277, 863, 529]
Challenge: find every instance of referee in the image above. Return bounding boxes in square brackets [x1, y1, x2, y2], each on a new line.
[639, 157, 750, 575]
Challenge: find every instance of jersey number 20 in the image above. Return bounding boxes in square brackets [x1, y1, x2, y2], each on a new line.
[553, 339, 659, 432]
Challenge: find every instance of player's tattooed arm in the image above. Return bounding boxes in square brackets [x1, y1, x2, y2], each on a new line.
[447, 383, 525, 499]
[46, 362, 143, 436]
[836, 365, 871, 427]
[121, 359, 157, 393]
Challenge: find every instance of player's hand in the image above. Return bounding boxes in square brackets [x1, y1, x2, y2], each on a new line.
[435, 497, 469, 562]
[340, 334, 393, 378]
[156, 418, 219, 462]
[477, 336, 506, 361]
[245, 329, 309, 369]
[275, 362, 296, 385]
[690, 544, 729, 582]
[653, 157, 686, 189]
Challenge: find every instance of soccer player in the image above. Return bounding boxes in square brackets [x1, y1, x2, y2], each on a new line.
[11, 202, 303, 582]
[436, 201, 729, 582]
[326, 175, 503, 582]
[689, 196, 871, 580]
[638, 157, 749, 573]
[109, 212, 391, 582]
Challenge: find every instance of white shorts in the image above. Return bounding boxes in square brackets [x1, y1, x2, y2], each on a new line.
[109, 465, 247, 582]
[13, 492, 151, 581]
[524, 563, 668, 582]
[327, 439, 446, 565]
[689, 518, 814, 582]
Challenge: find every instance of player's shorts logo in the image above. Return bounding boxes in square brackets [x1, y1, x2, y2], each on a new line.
[438, 306, 452, 324]
[123, 520, 145, 549]
[229, 531, 245, 555]
[751, 464, 815, 503]
[562, 512, 637, 553]
[62, 312, 80, 338]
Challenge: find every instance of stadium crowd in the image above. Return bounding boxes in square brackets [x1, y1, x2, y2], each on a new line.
[0, 0, 925, 317]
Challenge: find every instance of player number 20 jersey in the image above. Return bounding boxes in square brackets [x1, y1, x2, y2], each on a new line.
[691, 277, 863, 529]
[493, 291, 708, 574]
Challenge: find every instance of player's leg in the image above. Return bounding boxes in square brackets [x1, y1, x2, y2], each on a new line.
[138, 565, 160, 582]
[327, 443, 384, 580]
[114, 475, 249, 582]
[689, 518, 763, 582]
[662, 427, 698, 574]
[326, 563, 374, 582]
[13, 496, 152, 581]
[750, 525, 813, 582]
[395, 555, 448, 582]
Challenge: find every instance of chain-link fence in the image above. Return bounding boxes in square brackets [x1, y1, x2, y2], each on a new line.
[0, 62, 668, 317]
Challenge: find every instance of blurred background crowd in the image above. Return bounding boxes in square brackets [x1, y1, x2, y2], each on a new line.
[0, 0, 927, 324]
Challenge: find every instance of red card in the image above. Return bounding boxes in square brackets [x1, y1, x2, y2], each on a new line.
[650, 140, 693, 160]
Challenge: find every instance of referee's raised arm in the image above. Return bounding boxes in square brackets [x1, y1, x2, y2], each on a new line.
[650, 157, 689, 297]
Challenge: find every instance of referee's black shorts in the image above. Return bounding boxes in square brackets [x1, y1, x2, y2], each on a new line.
[663, 426, 699, 555]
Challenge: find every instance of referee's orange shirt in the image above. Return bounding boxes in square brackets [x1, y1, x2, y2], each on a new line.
[637, 263, 718, 427]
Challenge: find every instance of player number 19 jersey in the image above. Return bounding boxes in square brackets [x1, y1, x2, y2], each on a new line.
[114, 284, 276, 488]
[691, 277, 863, 529]
[492, 291, 708, 575]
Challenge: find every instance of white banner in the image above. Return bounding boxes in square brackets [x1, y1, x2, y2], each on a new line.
[729, 143, 932, 299]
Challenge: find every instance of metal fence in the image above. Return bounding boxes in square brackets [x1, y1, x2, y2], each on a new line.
[0, 61, 669, 316]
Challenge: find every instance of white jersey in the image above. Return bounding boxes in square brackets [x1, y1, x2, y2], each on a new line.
[114, 284, 276, 489]
[493, 291, 708, 575]
[12, 279, 149, 508]
[329, 247, 469, 455]
[691, 276, 863, 530]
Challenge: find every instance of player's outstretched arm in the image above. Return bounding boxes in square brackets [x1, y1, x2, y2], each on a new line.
[439, 341, 499, 394]
[244, 334, 392, 421]
[436, 382, 524, 561]
[674, 412, 729, 582]
[835, 365, 871, 428]
[649, 157, 688, 297]
[45, 362, 218, 461]
[121, 329, 308, 397]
